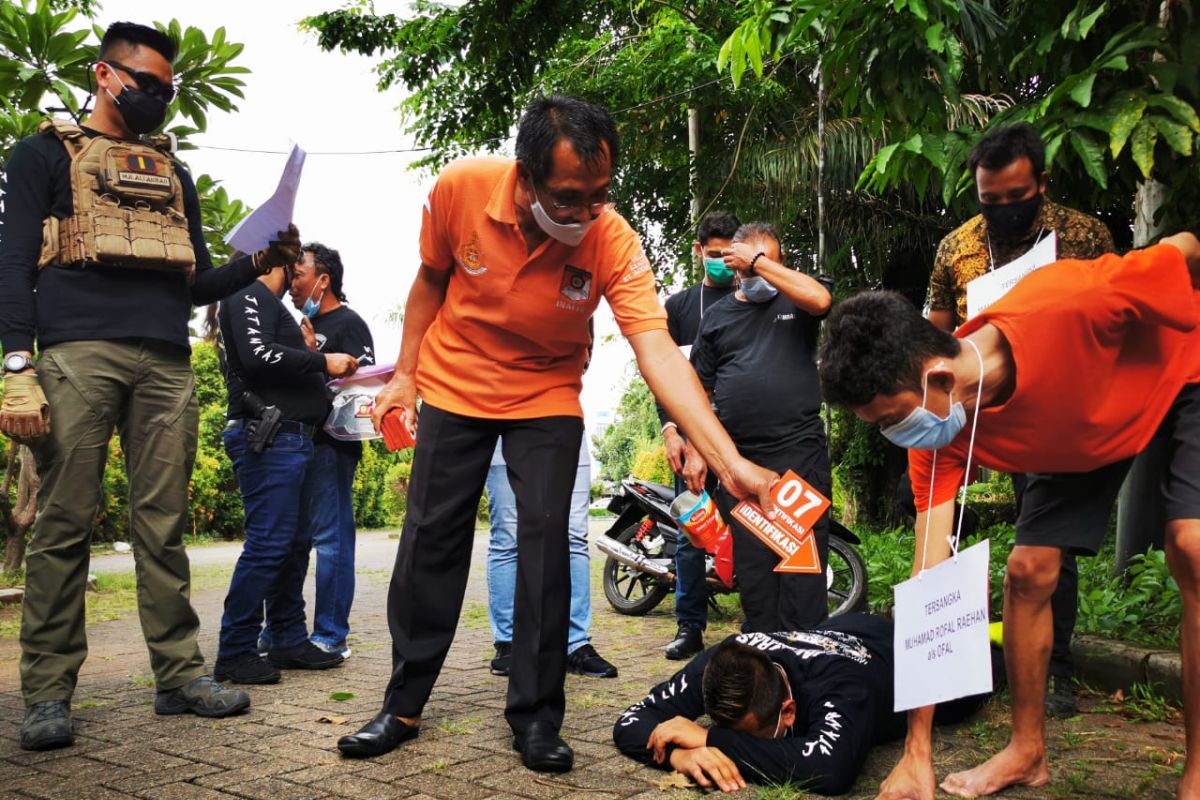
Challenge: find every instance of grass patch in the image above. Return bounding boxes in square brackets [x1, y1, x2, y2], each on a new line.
[436, 715, 481, 735]
[568, 692, 610, 710]
[1119, 682, 1180, 723]
[459, 603, 490, 632]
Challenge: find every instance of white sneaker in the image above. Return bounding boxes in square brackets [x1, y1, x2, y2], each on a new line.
[314, 641, 351, 659]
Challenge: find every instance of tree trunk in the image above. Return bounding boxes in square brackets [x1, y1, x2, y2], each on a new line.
[1113, 0, 1172, 574]
[3, 445, 38, 575]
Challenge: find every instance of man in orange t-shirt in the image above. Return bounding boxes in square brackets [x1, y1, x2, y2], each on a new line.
[335, 96, 776, 780]
[818, 232, 1200, 800]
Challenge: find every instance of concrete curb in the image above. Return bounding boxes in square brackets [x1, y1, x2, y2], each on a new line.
[1074, 634, 1183, 704]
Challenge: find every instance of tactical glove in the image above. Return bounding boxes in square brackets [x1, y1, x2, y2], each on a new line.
[0, 373, 50, 443]
[252, 223, 302, 273]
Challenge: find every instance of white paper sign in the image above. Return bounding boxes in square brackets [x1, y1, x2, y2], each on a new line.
[225, 143, 306, 254]
[965, 230, 1057, 319]
[893, 538, 992, 711]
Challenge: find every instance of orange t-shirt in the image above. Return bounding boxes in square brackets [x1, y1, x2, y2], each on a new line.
[415, 157, 667, 419]
[911, 243, 1200, 511]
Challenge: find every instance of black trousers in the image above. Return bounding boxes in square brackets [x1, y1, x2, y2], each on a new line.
[381, 404, 583, 733]
[716, 442, 831, 632]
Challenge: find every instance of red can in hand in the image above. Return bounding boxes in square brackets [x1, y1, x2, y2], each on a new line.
[381, 409, 416, 452]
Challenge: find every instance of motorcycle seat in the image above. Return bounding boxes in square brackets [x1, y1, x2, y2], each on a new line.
[638, 481, 677, 505]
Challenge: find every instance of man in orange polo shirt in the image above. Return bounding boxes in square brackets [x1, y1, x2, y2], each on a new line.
[335, 96, 776, 773]
[817, 232, 1200, 800]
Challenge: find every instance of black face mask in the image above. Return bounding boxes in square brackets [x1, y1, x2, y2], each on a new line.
[979, 193, 1043, 239]
[107, 76, 168, 135]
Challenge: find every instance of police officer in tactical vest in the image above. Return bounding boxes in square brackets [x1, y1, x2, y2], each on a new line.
[0, 22, 300, 751]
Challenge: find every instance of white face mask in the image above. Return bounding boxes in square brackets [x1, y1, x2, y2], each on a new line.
[527, 185, 599, 247]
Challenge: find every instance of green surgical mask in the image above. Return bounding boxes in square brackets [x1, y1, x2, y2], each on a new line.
[704, 256, 734, 285]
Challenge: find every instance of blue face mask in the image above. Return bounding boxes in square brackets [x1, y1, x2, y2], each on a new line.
[704, 257, 734, 286]
[740, 275, 778, 303]
[301, 283, 325, 318]
[881, 381, 967, 450]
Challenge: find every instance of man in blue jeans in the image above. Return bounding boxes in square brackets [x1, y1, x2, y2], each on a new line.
[486, 433, 617, 678]
[287, 243, 375, 658]
[216, 260, 360, 683]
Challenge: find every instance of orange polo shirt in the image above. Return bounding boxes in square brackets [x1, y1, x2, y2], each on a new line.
[911, 243, 1200, 511]
[415, 157, 667, 419]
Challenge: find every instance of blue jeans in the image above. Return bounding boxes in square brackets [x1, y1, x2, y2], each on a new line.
[219, 428, 314, 659]
[304, 441, 361, 650]
[487, 433, 591, 653]
[672, 476, 709, 629]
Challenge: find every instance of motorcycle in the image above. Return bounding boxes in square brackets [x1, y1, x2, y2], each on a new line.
[597, 477, 868, 618]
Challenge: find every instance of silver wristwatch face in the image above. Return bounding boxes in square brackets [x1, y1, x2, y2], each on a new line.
[3, 353, 30, 372]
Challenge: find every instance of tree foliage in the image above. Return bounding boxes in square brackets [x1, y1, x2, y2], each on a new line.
[721, 0, 1199, 233]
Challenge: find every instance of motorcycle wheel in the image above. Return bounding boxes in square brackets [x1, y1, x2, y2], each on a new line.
[827, 535, 868, 617]
[602, 520, 672, 616]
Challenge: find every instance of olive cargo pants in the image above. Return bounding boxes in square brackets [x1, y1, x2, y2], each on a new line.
[21, 339, 207, 704]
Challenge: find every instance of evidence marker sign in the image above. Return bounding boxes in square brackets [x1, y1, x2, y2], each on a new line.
[731, 469, 829, 574]
[892, 538, 992, 712]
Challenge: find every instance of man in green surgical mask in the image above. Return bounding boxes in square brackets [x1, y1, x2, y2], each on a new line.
[658, 211, 740, 661]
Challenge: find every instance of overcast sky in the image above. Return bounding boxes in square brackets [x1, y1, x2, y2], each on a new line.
[100, 0, 640, 440]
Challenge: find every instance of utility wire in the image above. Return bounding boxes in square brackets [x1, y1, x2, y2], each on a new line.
[193, 51, 798, 157]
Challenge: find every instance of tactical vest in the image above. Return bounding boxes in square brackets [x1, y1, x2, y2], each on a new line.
[37, 118, 196, 278]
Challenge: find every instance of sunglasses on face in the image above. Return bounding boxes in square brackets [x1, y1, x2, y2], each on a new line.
[102, 60, 178, 103]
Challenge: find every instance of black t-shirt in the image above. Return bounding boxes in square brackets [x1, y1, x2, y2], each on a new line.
[665, 282, 737, 349]
[312, 305, 375, 453]
[0, 127, 260, 355]
[218, 280, 328, 425]
[690, 291, 824, 456]
[658, 282, 736, 426]
[613, 614, 901, 795]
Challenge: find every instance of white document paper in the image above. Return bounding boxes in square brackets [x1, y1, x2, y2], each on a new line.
[892, 539, 993, 711]
[225, 143, 306, 255]
[965, 230, 1057, 319]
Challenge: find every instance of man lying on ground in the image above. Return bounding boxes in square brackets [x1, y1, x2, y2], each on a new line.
[817, 232, 1200, 800]
[612, 613, 998, 795]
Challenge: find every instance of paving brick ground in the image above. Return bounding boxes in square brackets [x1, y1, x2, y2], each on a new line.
[0, 526, 1185, 799]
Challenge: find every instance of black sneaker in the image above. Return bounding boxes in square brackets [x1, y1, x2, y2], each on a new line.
[567, 644, 618, 678]
[491, 642, 512, 676]
[155, 675, 251, 717]
[268, 640, 345, 670]
[665, 623, 704, 661]
[1045, 675, 1077, 718]
[214, 652, 281, 685]
[20, 700, 73, 751]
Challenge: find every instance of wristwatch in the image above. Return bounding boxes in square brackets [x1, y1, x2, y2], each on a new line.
[3, 353, 33, 373]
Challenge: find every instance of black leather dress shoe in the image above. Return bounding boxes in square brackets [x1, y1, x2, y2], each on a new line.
[512, 720, 574, 772]
[337, 712, 418, 758]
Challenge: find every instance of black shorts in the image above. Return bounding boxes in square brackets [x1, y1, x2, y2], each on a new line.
[1014, 457, 1133, 555]
[1160, 382, 1200, 522]
[1015, 382, 1200, 553]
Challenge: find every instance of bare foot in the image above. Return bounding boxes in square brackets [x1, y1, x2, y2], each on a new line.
[877, 752, 936, 800]
[940, 744, 1049, 798]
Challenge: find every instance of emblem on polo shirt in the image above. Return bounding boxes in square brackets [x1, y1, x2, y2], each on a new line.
[560, 264, 592, 302]
[458, 233, 487, 275]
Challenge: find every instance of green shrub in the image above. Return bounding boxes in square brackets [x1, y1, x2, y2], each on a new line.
[353, 440, 395, 529]
[381, 460, 412, 526]
[630, 439, 671, 485]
